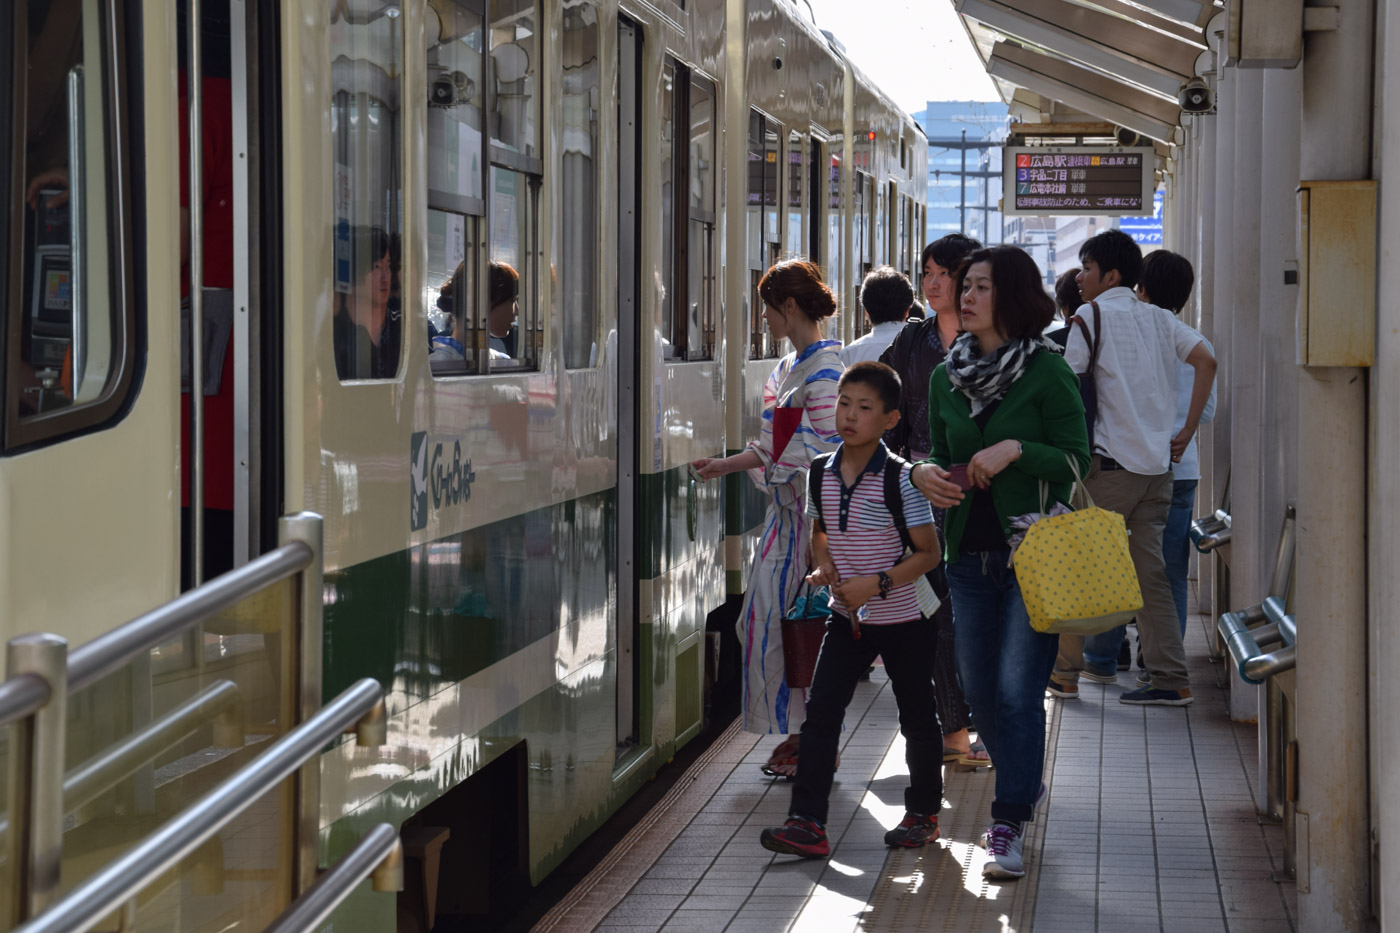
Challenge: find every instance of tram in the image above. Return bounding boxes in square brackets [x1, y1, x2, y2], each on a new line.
[1, 0, 925, 928]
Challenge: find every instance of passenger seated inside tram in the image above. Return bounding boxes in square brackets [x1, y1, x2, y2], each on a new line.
[429, 261, 510, 369]
[333, 226, 401, 380]
[486, 260, 520, 359]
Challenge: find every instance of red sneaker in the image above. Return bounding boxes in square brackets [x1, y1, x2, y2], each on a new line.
[760, 817, 830, 858]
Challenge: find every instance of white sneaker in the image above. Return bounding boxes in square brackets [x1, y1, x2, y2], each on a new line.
[983, 822, 1026, 879]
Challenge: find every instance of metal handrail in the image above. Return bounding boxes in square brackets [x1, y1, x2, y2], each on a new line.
[14, 678, 386, 933]
[67, 541, 313, 693]
[0, 672, 52, 729]
[263, 824, 403, 933]
[63, 679, 241, 815]
[0, 680, 242, 842]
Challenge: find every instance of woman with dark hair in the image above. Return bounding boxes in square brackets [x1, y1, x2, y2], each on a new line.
[910, 245, 1089, 879]
[692, 259, 843, 776]
[1046, 267, 1082, 348]
[333, 225, 401, 379]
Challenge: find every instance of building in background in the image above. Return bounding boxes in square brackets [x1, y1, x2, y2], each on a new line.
[915, 101, 1009, 247]
[913, 102, 1164, 287]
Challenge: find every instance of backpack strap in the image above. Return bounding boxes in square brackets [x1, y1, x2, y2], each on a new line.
[882, 453, 915, 555]
[809, 453, 830, 531]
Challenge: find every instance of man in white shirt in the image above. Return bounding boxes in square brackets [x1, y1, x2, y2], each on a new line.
[1079, 250, 1217, 682]
[1048, 231, 1217, 707]
[840, 266, 911, 367]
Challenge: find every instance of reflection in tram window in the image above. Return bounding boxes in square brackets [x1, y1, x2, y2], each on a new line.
[490, 167, 536, 369]
[659, 61, 677, 359]
[786, 131, 803, 259]
[661, 62, 716, 363]
[560, 0, 599, 370]
[685, 74, 716, 361]
[826, 149, 843, 311]
[426, 0, 484, 208]
[425, 0, 485, 376]
[5, 0, 136, 449]
[426, 209, 479, 374]
[330, 1, 404, 381]
[489, 0, 538, 160]
[747, 111, 782, 360]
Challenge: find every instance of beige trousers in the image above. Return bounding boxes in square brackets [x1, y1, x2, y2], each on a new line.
[1052, 459, 1190, 692]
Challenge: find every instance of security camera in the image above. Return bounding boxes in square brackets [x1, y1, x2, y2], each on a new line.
[1178, 78, 1213, 114]
[1115, 127, 1142, 147]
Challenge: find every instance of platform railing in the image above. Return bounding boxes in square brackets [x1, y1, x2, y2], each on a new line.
[0, 512, 402, 931]
[1212, 502, 1299, 861]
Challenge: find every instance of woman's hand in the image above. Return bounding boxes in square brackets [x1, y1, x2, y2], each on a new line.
[691, 457, 728, 482]
[833, 575, 879, 612]
[805, 562, 840, 588]
[911, 462, 965, 508]
[967, 440, 1022, 489]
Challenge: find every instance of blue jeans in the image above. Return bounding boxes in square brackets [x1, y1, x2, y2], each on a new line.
[1083, 479, 1199, 668]
[946, 550, 1059, 823]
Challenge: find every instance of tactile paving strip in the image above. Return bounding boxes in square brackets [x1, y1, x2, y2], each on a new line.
[856, 697, 1061, 932]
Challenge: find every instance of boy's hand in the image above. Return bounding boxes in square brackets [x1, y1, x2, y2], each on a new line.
[833, 575, 879, 612]
[805, 562, 840, 588]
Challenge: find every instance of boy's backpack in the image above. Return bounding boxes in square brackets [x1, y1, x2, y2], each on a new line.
[809, 452, 915, 555]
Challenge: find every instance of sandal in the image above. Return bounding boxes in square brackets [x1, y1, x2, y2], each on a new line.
[760, 738, 839, 780]
[761, 736, 801, 779]
[958, 740, 992, 768]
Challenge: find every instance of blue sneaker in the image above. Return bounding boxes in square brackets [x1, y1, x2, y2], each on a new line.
[1081, 661, 1118, 685]
[1119, 686, 1194, 707]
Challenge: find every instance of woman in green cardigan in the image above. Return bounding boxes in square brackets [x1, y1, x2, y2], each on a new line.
[910, 246, 1089, 881]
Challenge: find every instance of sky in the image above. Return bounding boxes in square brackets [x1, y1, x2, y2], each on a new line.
[802, 0, 1000, 114]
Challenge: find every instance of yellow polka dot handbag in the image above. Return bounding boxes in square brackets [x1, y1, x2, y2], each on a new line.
[1014, 458, 1143, 635]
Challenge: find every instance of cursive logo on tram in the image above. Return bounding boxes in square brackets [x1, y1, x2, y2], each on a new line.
[409, 431, 477, 531]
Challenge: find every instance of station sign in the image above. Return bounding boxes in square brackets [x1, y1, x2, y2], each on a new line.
[1002, 146, 1155, 217]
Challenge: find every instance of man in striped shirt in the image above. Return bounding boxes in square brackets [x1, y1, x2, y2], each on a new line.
[760, 362, 945, 859]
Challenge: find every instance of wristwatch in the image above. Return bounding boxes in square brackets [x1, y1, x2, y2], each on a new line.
[877, 571, 893, 599]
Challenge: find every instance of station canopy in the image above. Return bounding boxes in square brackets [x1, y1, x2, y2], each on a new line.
[953, 0, 1215, 150]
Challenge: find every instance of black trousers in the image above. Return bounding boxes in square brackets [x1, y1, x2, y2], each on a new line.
[790, 613, 944, 825]
[928, 566, 973, 735]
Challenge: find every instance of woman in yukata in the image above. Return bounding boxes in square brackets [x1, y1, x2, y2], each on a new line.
[692, 259, 843, 777]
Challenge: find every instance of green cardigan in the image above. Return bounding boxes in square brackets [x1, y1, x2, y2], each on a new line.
[925, 350, 1091, 563]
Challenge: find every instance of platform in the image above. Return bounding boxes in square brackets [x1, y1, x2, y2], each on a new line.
[532, 616, 1297, 932]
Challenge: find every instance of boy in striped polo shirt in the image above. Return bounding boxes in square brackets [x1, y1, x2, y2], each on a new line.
[761, 362, 945, 858]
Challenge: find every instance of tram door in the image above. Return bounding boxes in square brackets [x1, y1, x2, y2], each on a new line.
[615, 17, 642, 756]
[178, 0, 266, 591]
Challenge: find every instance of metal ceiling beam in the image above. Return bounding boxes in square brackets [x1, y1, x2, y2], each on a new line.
[1120, 0, 1214, 28]
[957, 0, 1199, 98]
[988, 40, 1182, 143]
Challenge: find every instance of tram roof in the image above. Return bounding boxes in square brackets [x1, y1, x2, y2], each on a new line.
[954, 0, 1220, 147]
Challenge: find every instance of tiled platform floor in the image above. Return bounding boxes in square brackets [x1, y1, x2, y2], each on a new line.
[534, 614, 1296, 933]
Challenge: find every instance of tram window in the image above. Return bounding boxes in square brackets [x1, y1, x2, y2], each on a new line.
[330, 2, 404, 382]
[489, 0, 539, 162]
[659, 62, 677, 360]
[875, 181, 887, 268]
[808, 139, 821, 266]
[747, 111, 782, 360]
[425, 0, 485, 376]
[826, 148, 842, 310]
[425, 210, 481, 375]
[680, 72, 715, 361]
[560, 0, 599, 370]
[2, 0, 141, 451]
[786, 132, 803, 259]
[426, 0, 485, 212]
[489, 166, 538, 370]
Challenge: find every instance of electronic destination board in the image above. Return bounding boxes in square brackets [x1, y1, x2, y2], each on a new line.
[1002, 146, 1155, 217]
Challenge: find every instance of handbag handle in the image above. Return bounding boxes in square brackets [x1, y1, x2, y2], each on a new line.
[1037, 454, 1096, 514]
